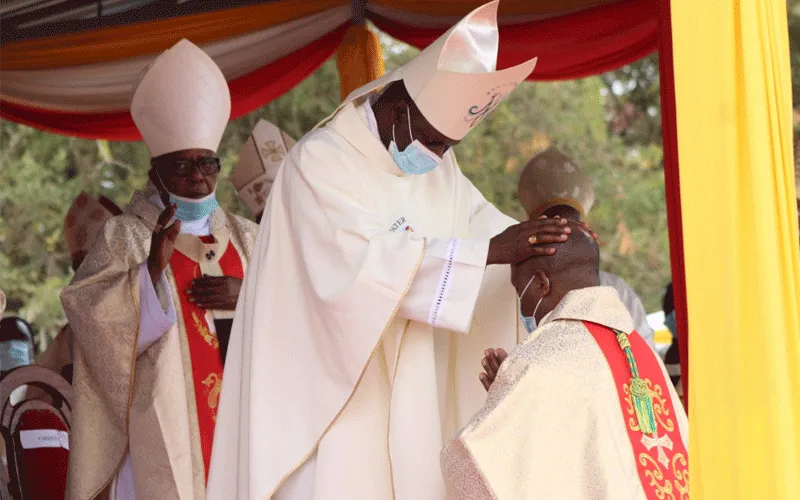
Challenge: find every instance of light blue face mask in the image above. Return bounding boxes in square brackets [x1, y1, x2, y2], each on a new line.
[388, 107, 443, 175]
[518, 275, 548, 333]
[0, 340, 31, 372]
[155, 170, 219, 222]
[664, 310, 678, 339]
[169, 191, 219, 222]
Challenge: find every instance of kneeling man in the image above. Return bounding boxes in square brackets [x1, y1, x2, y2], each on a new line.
[441, 221, 688, 499]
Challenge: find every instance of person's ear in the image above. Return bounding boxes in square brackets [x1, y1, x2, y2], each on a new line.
[532, 270, 551, 297]
[392, 100, 408, 121]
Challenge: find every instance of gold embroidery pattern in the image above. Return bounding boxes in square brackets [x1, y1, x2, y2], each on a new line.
[202, 372, 223, 422]
[192, 311, 219, 350]
[639, 453, 675, 499]
[672, 453, 689, 500]
[260, 140, 286, 162]
[626, 379, 688, 500]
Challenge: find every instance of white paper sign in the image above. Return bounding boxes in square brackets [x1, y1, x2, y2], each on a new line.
[19, 429, 69, 450]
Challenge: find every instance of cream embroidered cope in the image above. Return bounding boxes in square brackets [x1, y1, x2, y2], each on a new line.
[440, 287, 689, 500]
[60, 190, 256, 500]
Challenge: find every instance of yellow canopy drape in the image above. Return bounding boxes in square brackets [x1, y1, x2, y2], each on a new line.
[671, 0, 800, 497]
[336, 23, 385, 100]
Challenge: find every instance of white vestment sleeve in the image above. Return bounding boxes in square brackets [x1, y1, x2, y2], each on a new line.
[137, 262, 176, 355]
[398, 237, 489, 333]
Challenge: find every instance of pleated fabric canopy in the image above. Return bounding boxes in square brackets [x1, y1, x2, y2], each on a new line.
[0, 0, 656, 140]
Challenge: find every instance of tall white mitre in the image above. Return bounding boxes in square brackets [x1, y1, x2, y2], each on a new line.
[130, 39, 231, 157]
[231, 119, 296, 217]
[336, 0, 537, 140]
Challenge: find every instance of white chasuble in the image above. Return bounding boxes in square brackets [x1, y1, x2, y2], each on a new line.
[207, 101, 521, 500]
[61, 192, 257, 500]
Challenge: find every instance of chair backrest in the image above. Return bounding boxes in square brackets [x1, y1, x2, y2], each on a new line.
[0, 366, 72, 500]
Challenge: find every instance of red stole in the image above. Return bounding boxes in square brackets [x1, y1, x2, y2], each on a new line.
[584, 322, 689, 500]
[170, 237, 244, 482]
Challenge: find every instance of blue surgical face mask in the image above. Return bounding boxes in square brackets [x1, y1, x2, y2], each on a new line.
[169, 191, 219, 222]
[518, 275, 548, 333]
[0, 340, 31, 372]
[389, 106, 443, 175]
[155, 170, 219, 222]
[664, 310, 678, 339]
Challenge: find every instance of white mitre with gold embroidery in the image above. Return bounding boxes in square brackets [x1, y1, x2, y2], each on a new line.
[232, 120, 296, 217]
[130, 39, 231, 158]
[518, 147, 595, 219]
[327, 0, 537, 140]
[64, 191, 115, 263]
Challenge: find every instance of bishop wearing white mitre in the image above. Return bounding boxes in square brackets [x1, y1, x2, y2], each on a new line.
[208, 2, 572, 499]
[62, 40, 257, 500]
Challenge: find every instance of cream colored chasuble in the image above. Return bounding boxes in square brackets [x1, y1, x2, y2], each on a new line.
[441, 288, 689, 500]
[207, 100, 521, 500]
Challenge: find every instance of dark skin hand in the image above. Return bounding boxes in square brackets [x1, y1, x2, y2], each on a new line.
[187, 275, 242, 311]
[487, 217, 571, 265]
[147, 203, 181, 284]
[479, 348, 508, 391]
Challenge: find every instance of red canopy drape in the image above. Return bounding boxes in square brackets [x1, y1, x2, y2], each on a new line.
[0, 0, 657, 139]
[370, 0, 657, 81]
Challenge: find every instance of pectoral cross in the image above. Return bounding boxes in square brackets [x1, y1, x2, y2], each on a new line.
[641, 433, 674, 467]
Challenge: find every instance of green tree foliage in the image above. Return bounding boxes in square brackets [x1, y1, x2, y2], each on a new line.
[5, 11, 800, 348]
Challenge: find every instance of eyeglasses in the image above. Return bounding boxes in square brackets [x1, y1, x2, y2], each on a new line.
[158, 157, 221, 178]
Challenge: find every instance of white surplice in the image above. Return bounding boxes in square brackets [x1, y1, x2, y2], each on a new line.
[207, 99, 523, 500]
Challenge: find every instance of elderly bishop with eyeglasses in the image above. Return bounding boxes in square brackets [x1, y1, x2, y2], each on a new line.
[60, 39, 257, 500]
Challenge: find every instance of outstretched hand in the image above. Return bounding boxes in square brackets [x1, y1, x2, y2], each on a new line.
[479, 348, 508, 392]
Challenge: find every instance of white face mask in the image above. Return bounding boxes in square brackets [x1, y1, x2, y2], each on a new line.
[518, 275, 549, 333]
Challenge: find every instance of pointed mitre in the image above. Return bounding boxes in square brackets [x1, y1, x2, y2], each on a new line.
[518, 147, 595, 219]
[339, 0, 537, 141]
[232, 120, 296, 216]
[130, 39, 231, 158]
[64, 192, 115, 260]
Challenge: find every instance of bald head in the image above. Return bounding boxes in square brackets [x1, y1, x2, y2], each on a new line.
[512, 221, 600, 321]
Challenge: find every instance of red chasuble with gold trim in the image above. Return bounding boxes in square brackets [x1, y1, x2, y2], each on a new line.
[170, 237, 244, 482]
[584, 322, 689, 500]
